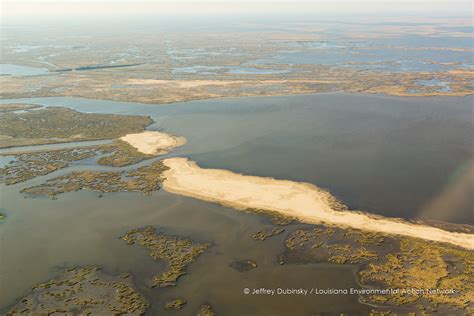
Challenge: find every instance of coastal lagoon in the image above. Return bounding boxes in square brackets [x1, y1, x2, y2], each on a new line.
[1, 93, 472, 314]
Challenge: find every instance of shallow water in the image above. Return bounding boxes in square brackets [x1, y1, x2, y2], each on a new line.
[0, 93, 472, 314]
[0, 182, 367, 315]
[249, 38, 473, 72]
[0, 63, 50, 76]
[2, 93, 471, 222]
[414, 79, 453, 92]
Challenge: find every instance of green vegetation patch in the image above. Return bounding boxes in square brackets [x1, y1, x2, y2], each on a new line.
[1, 141, 156, 185]
[0, 103, 42, 113]
[252, 228, 285, 241]
[0, 106, 152, 148]
[21, 160, 169, 197]
[1, 147, 98, 185]
[284, 227, 382, 265]
[165, 298, 187, 310]
[283, 226, 473, 314]
[97, 140, 153, 167]
[195, 304, 216, 316]
[5, 266, 148, 315]
[229, 259, 258, 272]
[122, 226, 209, 288]
[359, 238, 474, 311]
[245, 208, 297, 226]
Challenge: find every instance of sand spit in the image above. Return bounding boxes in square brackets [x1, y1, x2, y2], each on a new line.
[162, 158, 474, 250]
[120, 131, 186, 155]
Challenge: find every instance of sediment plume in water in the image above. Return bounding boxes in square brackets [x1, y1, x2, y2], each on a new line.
[162, 157, 474, 250]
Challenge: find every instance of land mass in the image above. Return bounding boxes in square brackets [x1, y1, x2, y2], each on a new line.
[0, 108, 186, 185]
[5, 267, 148, 315]
[2, 28, 473, 104]
[120, 131, 186, 155]
[0, 106, 152, 148]
[161, 157, 474, 250]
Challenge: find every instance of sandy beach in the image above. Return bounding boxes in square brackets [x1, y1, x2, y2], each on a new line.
[162, 157, 474, 250]
[120, 131, 186, 155]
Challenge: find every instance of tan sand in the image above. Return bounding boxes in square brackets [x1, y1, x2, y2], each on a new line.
[120, 131, 186, 155]
[162, 157, 474, 250]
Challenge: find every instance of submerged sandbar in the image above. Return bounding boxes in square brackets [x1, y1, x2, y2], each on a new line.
[162, 158, 474, 250]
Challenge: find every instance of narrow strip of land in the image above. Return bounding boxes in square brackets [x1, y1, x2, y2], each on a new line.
[162, 158, 474, 250]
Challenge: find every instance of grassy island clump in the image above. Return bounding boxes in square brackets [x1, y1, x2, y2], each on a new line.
[359, 238, 474, 311]
[245, 208, 297, 226]
[0, 106, 152, 148]
[1, 140, 156, 185]
[21, 160, 169, 197]
[252, 228, 285, 241]
[229, 259, 258, 272]
[122, 226, 209, 288]
[195, 304, 216, 316]
[165, 298, 187, 310]
[1, 147, 99, 184]
[284, 227, 383, 264]
[5, 267, 148, 315]
[96, 140, 153, 167]
[283, 226, 473, 314]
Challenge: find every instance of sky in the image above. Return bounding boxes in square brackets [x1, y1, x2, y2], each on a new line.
[2, 0, 473, 17]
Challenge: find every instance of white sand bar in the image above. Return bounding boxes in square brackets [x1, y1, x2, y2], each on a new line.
[120, 131, 186, 155]
[162, 158, 474, 250]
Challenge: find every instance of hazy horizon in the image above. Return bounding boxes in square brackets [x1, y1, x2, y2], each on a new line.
[3, 0, 473, 19]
